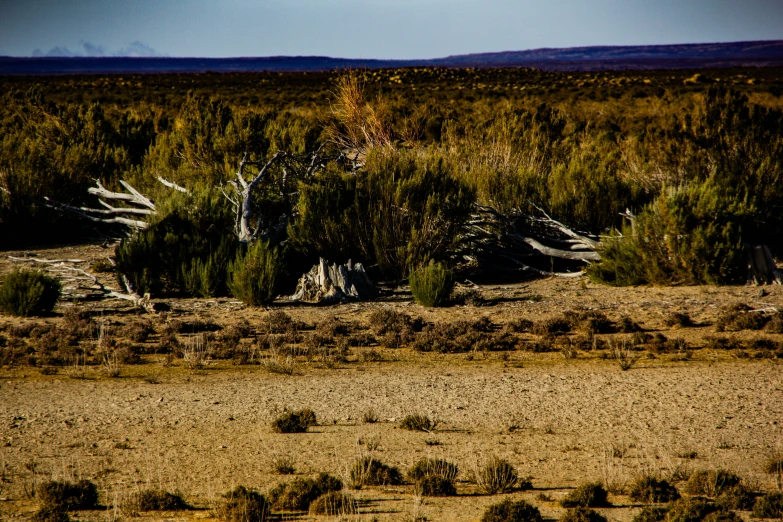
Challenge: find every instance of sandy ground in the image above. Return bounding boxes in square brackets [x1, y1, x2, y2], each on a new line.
[1, 244, 783, 521]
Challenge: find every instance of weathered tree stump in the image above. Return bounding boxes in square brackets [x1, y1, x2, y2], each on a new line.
[291, 258, 374, 304]
[747, 244, 783, 285]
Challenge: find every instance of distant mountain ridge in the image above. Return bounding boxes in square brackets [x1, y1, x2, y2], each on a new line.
[2, 40, 783, 75]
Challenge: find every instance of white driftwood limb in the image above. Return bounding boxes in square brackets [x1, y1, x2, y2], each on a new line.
[8, 256, 161, 313]
[157, 176, 190, 194]
[520, 237, 601, 262]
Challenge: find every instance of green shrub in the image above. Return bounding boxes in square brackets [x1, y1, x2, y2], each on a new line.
[350, 456, 403, 487]
[415, 475, 456, 496]
[408, 458, 459, 482]
[227, 241, 282, 306]
[476, 456, 518, 494]
[308, 491, 358, 516]
[114, 189, 236, 296]
[666, 499, 717, 522]
[752, 492, 783, 518]
[684, 470, 742, 497]
[267, 473, 342, 511]
[289, 148, 474, 282]
[271, 408, 316, 433]
[628, 476, 681, 503]
[560, 483, 610, 508]
[481, 499, 543, 522]
[215, 486, 269, 522]
[0, 269, 61, 317]
[588, 181, 752, 286]
[37, 479, 98, 510]
[400, 413, 436, 432]
[125, 489, 189, 511]
[632, 506, 669, 522]
[409, 260, 453, 307]
[559, 507, 608, 522]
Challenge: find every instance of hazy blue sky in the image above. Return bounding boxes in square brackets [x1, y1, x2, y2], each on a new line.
[2, 0, 783, 59]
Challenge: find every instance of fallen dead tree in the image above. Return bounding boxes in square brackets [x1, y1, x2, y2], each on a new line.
[460, 203, 601, 278]
[8, 256, 164, 313]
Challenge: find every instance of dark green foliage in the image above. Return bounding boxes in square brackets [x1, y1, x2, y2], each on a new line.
[216, 486, 269, 522]
[632, 506, 669, 522]
[559, 507, 608, 522]
[31, 505, 71, 522]
[408, 458, 459, 482]
[476, 456, 519, 494]
[37, 479, 98, 510]
[308, 491, 358, 516]
[666, 499, 717, 522]
[399, 413, 436, 432]
[227, 241, 282, 306]
[127, 489, 190, 511]
[290, 148, 475, 282]
[752, 492, 783, 518]
[267, 473, 342, 511]
[409, 260, 453, 307]
[416, 475, 457, 496]
[0, 269, 61, 317]
[114, 189, 235, 296]
[350, 456, 403, 487]
[685, 470, 742, 497]
[629, 476, 681, 503]
[560, 483, 610, 508]
[482, 499, 543, 522]
[271, 408, 316, 433]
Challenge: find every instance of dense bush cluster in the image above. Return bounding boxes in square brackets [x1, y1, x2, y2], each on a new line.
[2, 68, 782, 287]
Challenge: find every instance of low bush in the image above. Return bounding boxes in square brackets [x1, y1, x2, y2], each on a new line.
[666, 499, 717, 522]
[535, 316, 572, 335]
[31, 505, 71, 522]
[125, 489, 189, 511]
[0, 269, 61, 317]
[753, 492, 783, 518]
[227, 241, 282, 306]
[215, 486, 269, 522]
[506, 318, 534, 333]
[482, 499, 543, 522]
[271, 455, 295, 475]
[715, 304, 769, 332]
[560, 482, 610, 508]
[664, 312, 695, 328]
[632, 506, 669, 522]
[715, 484, 755, 511]
[409, 260, 453, 307]
[400, 413, 436, 432]
[37, 479, 98, 511]
[476, 456, 518, 494]
[702, 512, 742, 522]
[267, 473, 342, 511]
[559, 507, 608, 522]
[308, 491, 358, 516]
[408, 458, 459, 482]
[684, 470, 742, 497]
[271, 408, 316, 433]
[350, 456, 403, 487]
[628, 476, 680, 503]
[416, 475, 457, 496]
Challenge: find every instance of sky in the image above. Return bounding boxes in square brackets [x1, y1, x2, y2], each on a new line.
[1, 0, 783, 59]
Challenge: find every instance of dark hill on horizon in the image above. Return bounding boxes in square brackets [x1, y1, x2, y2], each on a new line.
[2, 40, 783, 75]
